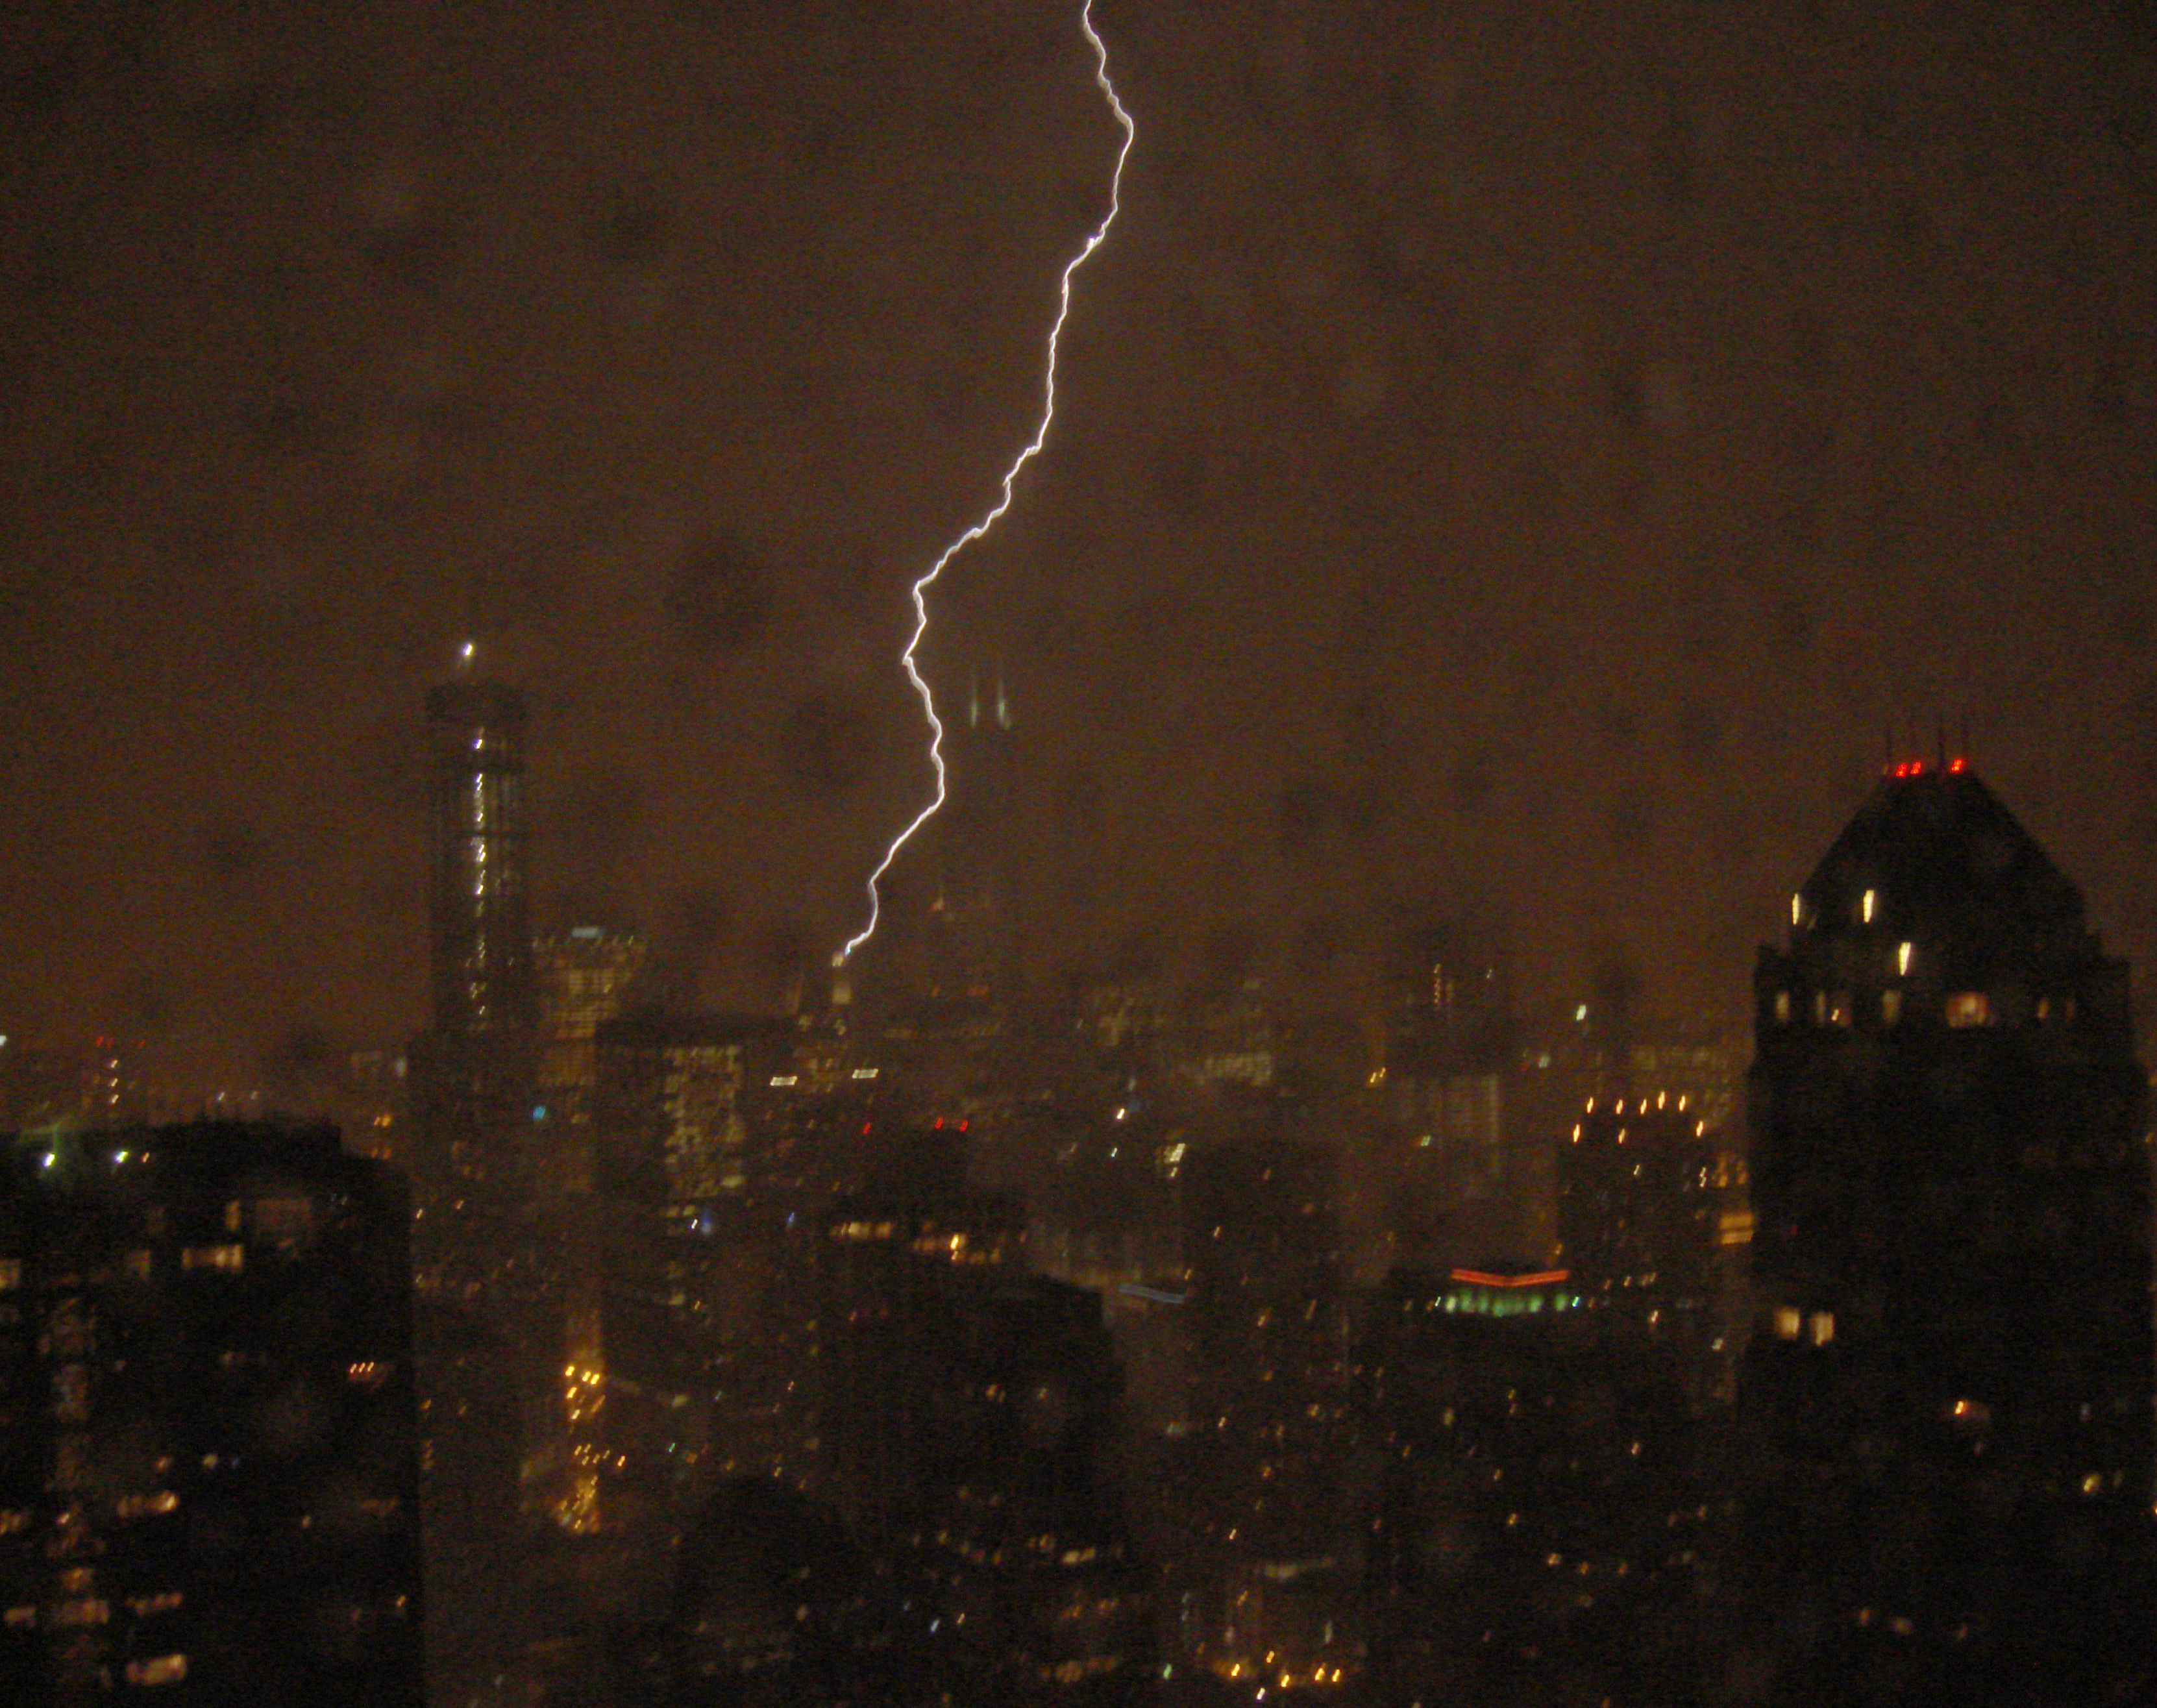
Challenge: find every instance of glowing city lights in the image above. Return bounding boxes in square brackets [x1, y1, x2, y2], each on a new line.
[841, 1, 1135, 963]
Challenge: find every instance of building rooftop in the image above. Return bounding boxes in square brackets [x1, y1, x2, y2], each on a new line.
[1793, 761, 2086, 948]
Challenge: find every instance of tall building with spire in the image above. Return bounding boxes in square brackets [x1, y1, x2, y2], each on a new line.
[404, 662, 558, 1697]
[1738, 756, 2156, 1703]
[413, 674, 538, 1207]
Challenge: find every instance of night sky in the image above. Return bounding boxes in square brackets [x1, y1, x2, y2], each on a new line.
[3, 0, 2154, 1093]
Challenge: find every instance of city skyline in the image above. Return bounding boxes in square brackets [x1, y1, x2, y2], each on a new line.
[10, 4, 2157, 1704]
[3, 3, 2154, 1092]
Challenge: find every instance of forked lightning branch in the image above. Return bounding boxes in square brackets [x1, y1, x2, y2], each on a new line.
[840, 0, 1135, 964]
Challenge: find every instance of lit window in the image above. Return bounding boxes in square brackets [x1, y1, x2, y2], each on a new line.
[181, 1244, 244, 1273]
[115, 1491, 179, 1519]
[1773, 991, 1791, 1024]
[1897, 941, 1913, 976]
[1828, 993, 1851, 1027]
[0, 1510, 27, 1535]
[1808, 1311, 1834, 1346]
[2082, 1472, 2104, 1496]
[125, 1654, 188, 1686]
[223, 1200, 243, 1233]
[1881, 990, 1902, 1025]
[1945, 1398, 1990, 1429]
[1792, 893, 1805, 927]
[1861, 889, 1877, 923]
[1773, 1307, 1801, 1340]
[1945, 992, 1991, 1028]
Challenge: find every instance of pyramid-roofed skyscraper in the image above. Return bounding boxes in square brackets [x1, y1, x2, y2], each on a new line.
[1740, 756, 2156, 1705]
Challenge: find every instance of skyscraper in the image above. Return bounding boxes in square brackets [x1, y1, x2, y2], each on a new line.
[534, 926, 648, 1196]
[405, 671, 558, 1696]
[1740, 758, 2157, 1703]
[413, 676, 537, 1207]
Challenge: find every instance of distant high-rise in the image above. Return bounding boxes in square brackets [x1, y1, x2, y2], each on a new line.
[926, 668, 1019, 1002]
[939, 670, 1015, 922]
[1380, 925, 1531, 1261]
[413, 676, 537, 1206]
[426, 678, 535, 1042]
[534, 926, 647, 1196]
[591, 1012, 793, 1226]
[1740, 759, 2157, 1703]
[405, 671, 556, 1694]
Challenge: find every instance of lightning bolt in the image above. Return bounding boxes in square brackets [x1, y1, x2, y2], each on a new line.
[840, 0, 1135, 965]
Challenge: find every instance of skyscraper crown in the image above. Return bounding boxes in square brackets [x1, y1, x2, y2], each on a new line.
[1792, 761, 2085, 953]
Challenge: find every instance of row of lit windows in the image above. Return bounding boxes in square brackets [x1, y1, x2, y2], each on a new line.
[1771, 1306, 1835, 1345]
[1775, 985, 2081, 1031]
[1775, 987, 1967, 1028]
[1794, 884, 1940, 930]
[6, 1587, 182, 1626]
[1418, 1290, 1580, 1318]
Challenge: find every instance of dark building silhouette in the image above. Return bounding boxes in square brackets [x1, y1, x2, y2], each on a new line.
[622, 1475, 959, 1707]
[1356, 1262, 1709, 1707]
[0, 1121, 422, 1706]
[934, 673, 1018, 972]
[1557, 1095, 1751, 1401]
[1739, 759, 2157, 1703]
[1179, 1133, 1363, 1690]
[815, 1125, 1151, 1703]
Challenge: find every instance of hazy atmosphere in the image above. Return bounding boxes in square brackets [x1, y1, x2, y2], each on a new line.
[5, 0, 2153, 1092]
